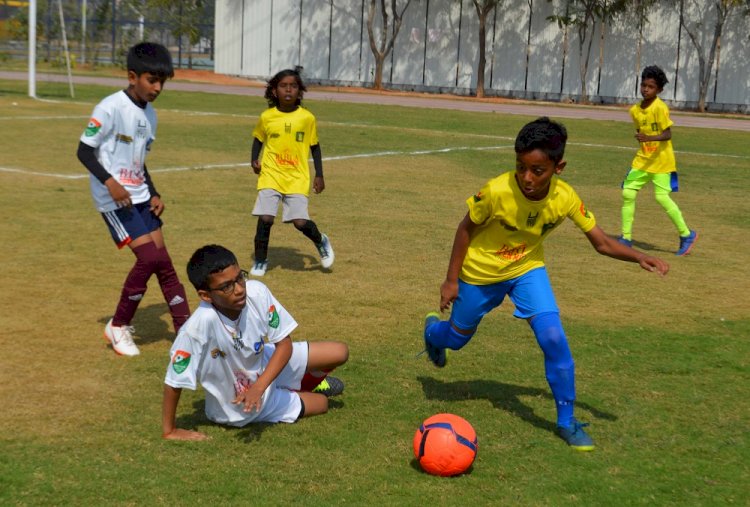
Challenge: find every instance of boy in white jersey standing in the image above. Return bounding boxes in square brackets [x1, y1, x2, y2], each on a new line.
[162, 244, 348, 440]
[620, 65, 697, 256]
[77, 42, 190, 356]
[423, 118, 670, 451]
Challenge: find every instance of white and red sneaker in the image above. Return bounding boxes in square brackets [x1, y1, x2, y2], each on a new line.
[104, 319, 140, 356]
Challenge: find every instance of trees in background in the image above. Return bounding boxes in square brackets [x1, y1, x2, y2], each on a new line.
[366, 0, 414, 89]
[546, 0, 628, 103]
[676, 0, 747, 112]
[470, 0, 504, 98]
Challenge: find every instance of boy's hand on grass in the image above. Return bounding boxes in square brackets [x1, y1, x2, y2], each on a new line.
[639, 255, 669, 277]
[162, 428, 209, 441]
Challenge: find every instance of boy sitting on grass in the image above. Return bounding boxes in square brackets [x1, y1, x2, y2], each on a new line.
[162, 244, 348, 440]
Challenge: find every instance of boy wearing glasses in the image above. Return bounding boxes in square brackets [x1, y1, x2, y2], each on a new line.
[162, 245, 348, 440]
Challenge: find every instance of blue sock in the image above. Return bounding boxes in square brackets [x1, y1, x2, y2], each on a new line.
[529, 312, 576, 428]
[426, 320, 474, 350]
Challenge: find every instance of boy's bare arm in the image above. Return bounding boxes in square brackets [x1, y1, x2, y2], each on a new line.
[162, 385, 208, 441]
[440, 214, 477, 311]
[584, 225, 669, 276]
[232, 336, 293, 413]
[635, 126, 671, 143]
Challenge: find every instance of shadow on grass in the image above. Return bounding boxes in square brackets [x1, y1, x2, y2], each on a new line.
[264, 245, 331, 274]
[606, 233, 672, 254]
[176, 396, 345, 443]
[417, 376, 616, 436]
[98, 303, 174, 347]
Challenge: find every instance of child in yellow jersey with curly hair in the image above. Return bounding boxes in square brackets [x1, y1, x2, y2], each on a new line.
[249, 69, 333, 277]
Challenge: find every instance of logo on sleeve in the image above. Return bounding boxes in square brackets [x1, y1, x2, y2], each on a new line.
[268, 305, 280, 329]
[579, 202, 591, 218]
[472, 191, 483, 202]
[84, 118, 102, 137]
[171, 350, 191, 373]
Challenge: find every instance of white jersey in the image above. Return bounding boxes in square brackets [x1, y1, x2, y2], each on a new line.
[164, 280, 303, 426]
[80, 90, 157, 212]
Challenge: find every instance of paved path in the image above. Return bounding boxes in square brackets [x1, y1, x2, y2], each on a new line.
[3, 70, 749, 132]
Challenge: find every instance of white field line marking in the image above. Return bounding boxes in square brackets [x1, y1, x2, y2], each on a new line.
[0, 146, 512, 179]
[2, 106, 747, 165]
[1, 138, 747, 180]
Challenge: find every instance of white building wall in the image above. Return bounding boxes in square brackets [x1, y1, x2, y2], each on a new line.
[330, 0, 366, 83]
[241, 0, 272, 76]
[214, 0, 244, 75]
[391, 0, 428, 87]
[716, 10, 750, 106]
[215, 0, 750, 111]
[269, 0, 301, 72]
[490, 0, 532, 93]
[300, 0, 332, 79]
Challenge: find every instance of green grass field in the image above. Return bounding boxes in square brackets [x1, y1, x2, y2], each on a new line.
[1, 77, 748, 505]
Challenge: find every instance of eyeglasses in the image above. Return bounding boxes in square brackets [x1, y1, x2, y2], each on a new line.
[208, 270, 248, 295]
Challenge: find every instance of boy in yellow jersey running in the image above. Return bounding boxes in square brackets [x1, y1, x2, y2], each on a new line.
[621, 65, 697, 256]
[423, 117, 670, 451]
[250, 69, 333, 277]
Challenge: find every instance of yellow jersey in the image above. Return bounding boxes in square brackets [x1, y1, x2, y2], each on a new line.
[252, 106, 319, 195]
[629, 97, 676, 174]
[461, 172, 597, 284]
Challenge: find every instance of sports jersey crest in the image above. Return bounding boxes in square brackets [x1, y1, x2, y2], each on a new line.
[171, 350, 191, 373]
[579, 202, 591, 218]
[84, 118, 102, 137]
[268, 305, 280, 329]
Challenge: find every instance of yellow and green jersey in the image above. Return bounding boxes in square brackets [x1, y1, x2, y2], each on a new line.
[252, 106, 319, 195]
[629, 97, 676, 174]
[462, 172, 597, 284]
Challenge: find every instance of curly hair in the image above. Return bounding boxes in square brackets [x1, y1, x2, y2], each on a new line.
[641, 65, 669, 89]
[514, 117, 568, 164]
[264, 69, 307, 108]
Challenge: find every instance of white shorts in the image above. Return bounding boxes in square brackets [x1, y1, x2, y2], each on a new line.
[222, 341, 309, 426]
[252, 189, 310, 222]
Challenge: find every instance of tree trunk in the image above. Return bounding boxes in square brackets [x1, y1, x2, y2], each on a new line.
[476, 11, 487, 98]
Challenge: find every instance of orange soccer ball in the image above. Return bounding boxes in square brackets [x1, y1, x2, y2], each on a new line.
[413, 413, 478, 476]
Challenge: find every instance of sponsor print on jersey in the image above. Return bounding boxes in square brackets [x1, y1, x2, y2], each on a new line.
[118, 167, 145, 186]
[210, 348, 226, 359]
[84, 118, 102, 137]
[274, 150, 299, 167]
[268, 305, 280, 329]
[116, 133, 133, 144]
[295, 132, 305, 142]
[495, 242, 527, 262]
[233, 369, 259, 396]
[171, 350, 191, 373]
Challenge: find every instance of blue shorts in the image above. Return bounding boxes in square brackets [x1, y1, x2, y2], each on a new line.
[101, 201, 162, 249]
[450, 267, 559, 330]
